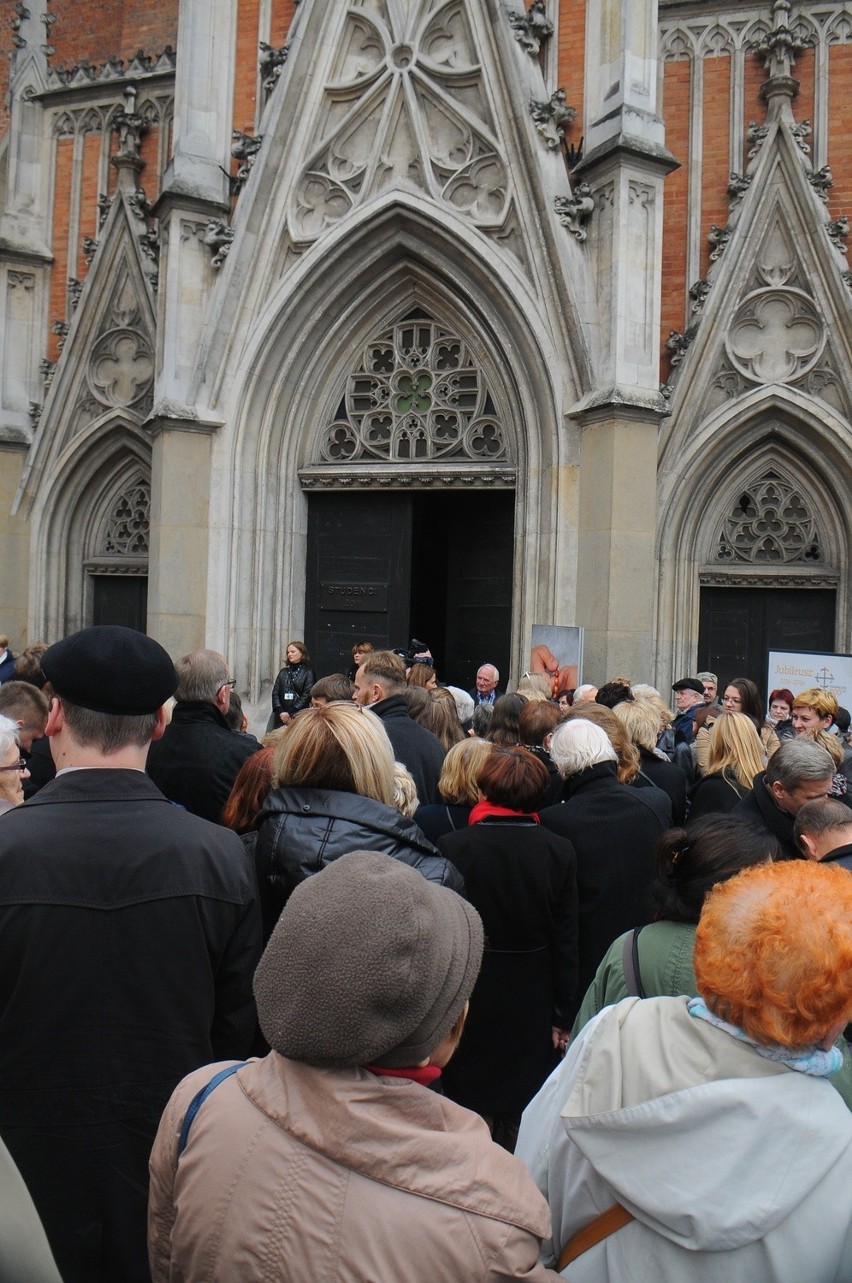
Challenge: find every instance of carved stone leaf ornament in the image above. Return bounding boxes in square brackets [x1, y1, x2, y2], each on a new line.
[726, 288, 825, 384]
[319, 316, 508, 465]
[290, 1, 511, 244]
[715, 472, 822, 565]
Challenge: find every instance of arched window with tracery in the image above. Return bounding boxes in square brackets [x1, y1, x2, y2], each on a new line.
[712, 470, 823, 566]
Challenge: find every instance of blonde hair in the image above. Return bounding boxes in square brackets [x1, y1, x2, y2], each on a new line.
[272, 704, 395, 805]
[613, 698, 661, 752]
[515, 674, 552, 703]
[392, 762, 420, 817]
[438, 737, 493, 805]
[632, 687, 673, 732]
[799, 727, 843, 768]
[706, 712, 766, 790]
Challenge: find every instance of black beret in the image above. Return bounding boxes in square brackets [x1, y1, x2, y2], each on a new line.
[42, 626, 178, 715]
[672, 677, 705, 696]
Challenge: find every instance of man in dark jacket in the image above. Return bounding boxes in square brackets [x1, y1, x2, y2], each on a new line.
[794, 797, 852, 870]
[0, 626, 261, 1283]
[353, 650, 445, 804]
[540, 719, 666, 996]
[734, 739, 836, 861]
[146, 648, 259, 822]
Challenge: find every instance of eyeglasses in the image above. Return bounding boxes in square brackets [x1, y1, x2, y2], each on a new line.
[218, 679, 237, 692]
[0, 758, 27, 772]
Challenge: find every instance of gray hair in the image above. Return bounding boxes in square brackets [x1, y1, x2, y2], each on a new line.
[550, 719, 617, 777]
[0, 714, 19, 762]
[446, 685, 475, 725]
[696, 671, 718, 685]
[478, 663, 499, 682]
[573, 683, 597, 701]
[175, 650, 230, 703]
[765, 739, 836, 791]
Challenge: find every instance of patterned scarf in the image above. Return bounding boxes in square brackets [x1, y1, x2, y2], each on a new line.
[687, 996, 843, 1077]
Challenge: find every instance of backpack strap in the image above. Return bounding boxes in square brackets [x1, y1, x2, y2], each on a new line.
[621, 926, 646, 999]
[177, 1062, 246, 1157]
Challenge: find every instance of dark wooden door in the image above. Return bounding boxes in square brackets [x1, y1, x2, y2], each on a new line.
[305, 493, 412, 677]
[91, 575, 148, 631]
[698, 587, 836, 688]
[305, 489, 514, 686]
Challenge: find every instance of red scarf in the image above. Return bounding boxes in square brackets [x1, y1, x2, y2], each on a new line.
[364, 1064, 442, 1086]
[468, 800, 540, 825]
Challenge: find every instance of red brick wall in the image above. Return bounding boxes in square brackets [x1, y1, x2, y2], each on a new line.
[660, 59, 691, 374]
[827, 44, 852, 221]
[556, 0, 586, 152]
[699, 56, 731, 281]
[49, 137, 74, 360]
[49, 0, 177, 67]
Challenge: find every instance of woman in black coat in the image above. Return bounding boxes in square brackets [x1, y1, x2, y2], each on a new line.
[438, 747, 578, 1149]
[271, 641, 316, 726]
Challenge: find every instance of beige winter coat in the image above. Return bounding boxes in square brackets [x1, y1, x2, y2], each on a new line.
[148, 1054, 561, 1282]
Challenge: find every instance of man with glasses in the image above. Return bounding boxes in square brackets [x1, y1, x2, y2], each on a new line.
[146, 649, 260, 823]
[0, 627, 261, 1283]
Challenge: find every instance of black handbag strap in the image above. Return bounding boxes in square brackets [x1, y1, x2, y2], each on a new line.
[621, 926, 646, 999]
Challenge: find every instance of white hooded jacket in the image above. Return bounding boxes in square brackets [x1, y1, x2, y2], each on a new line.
[517, 996, 852, 1282]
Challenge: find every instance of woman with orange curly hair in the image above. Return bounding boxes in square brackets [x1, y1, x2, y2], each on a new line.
[517, 861, 852, 1281]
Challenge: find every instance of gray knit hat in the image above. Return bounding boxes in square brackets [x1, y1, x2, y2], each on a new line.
[253, 851, 484, 1069]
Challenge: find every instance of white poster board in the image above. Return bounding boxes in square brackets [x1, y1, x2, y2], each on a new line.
[766, 650, 852, 709]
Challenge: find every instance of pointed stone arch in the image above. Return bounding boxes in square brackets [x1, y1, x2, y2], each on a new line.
[27, 420, 151, 639]
[656, 391, 851, 686]
[219, 199, 572, 695]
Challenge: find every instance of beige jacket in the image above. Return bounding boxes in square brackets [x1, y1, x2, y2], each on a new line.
[149, 1054, 560, 1282]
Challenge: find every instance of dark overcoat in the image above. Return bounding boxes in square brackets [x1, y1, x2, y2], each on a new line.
[540, 761, 665, 995]
[437, 816, 578, 1115]
[0, 769, 261, 1283]
[146, 700, 260, 823]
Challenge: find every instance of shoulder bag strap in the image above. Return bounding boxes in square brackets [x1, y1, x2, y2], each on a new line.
[621, 926, 646, 999]
[558, 1203, 635, 1272]
[177, 1062, 246, 1157]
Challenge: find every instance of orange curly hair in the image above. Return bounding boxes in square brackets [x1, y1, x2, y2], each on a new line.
[694, 861, 852, 1047]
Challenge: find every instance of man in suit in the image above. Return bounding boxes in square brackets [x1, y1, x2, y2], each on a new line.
[353, 649, 445, 804]
[470, 663, 505, 706]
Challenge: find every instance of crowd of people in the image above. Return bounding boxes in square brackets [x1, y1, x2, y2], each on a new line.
[0, 627, 850, 1281]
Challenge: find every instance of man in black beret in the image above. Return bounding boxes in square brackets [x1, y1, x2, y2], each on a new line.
[0, 626, 262, 1283]
[671, 676, 706, 748]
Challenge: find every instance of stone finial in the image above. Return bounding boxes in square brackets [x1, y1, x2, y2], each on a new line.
[508, 1, 553, 56]
[111, 85, 147, 180]
[530, 90, 576, 150]
[554, 184, 594, 242]
[752, 0, 807, 78]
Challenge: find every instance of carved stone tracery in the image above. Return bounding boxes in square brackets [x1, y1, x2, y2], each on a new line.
[725, 288, 824, 384]
[290, 1, 511, 245]
[714, 471, 822, 565]
[99, 478, 151, 557]
[319, 316, 508, 465]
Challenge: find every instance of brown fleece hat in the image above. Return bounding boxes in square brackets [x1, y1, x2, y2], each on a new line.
[253, 851, 484, 1069]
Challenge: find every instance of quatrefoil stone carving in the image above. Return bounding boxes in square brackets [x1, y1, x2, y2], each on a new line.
[725, 288, 824, 384]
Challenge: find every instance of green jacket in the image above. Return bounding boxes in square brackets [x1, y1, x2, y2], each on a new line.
[572, 920, 852, 1110]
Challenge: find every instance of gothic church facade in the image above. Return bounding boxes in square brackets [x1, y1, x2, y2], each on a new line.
[1, 0, 850, 700]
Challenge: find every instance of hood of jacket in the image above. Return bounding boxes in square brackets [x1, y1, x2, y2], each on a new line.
[559, 996, 852, 1252]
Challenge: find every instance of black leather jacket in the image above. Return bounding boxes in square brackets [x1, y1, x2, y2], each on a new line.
[271, 663, 316, 720]
[253, 786, 465, 940]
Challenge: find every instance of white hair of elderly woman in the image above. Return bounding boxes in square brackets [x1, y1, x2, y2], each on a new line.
[549, 718, 617, 777]
[0, 714, 19, 758]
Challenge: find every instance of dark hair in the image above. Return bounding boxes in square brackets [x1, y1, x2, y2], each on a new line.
[221, 746, 274, 833]
[476, 746, 549, 811]
[769, 688, 795, 711]
[310, 673, 355, 704]
[794, 796, 852, 848]
[0, 680, 49, 724]
[14, 642, 50, 689]
[485, 693, 527, 746]
[420, 688, 465, 751]
[60, 699, 159, 753]
[224, 689, 245, 731]
[471, 703, 493, 737]
[401, 685, 430, 719]
[359, 649, 407, 694]
[286, 641, 309, 665]
[724, 677, 765, 728]
[652, 815, 779, 924]
[596, 681, 633, 709]
[556, 687, 574, 707]
[519, 700, 560, 747]
[835, 706, 851, 735]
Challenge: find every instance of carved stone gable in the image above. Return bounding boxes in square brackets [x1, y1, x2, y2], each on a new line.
[714, 471, 822, 566]
[288, 1, 517, 251]
[317, 313, 509, 465]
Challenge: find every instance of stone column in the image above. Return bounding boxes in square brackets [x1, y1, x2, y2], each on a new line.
[570, 0, 677, 683]
[0, 445, 31, 648]
[146, 416, 218, 659]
